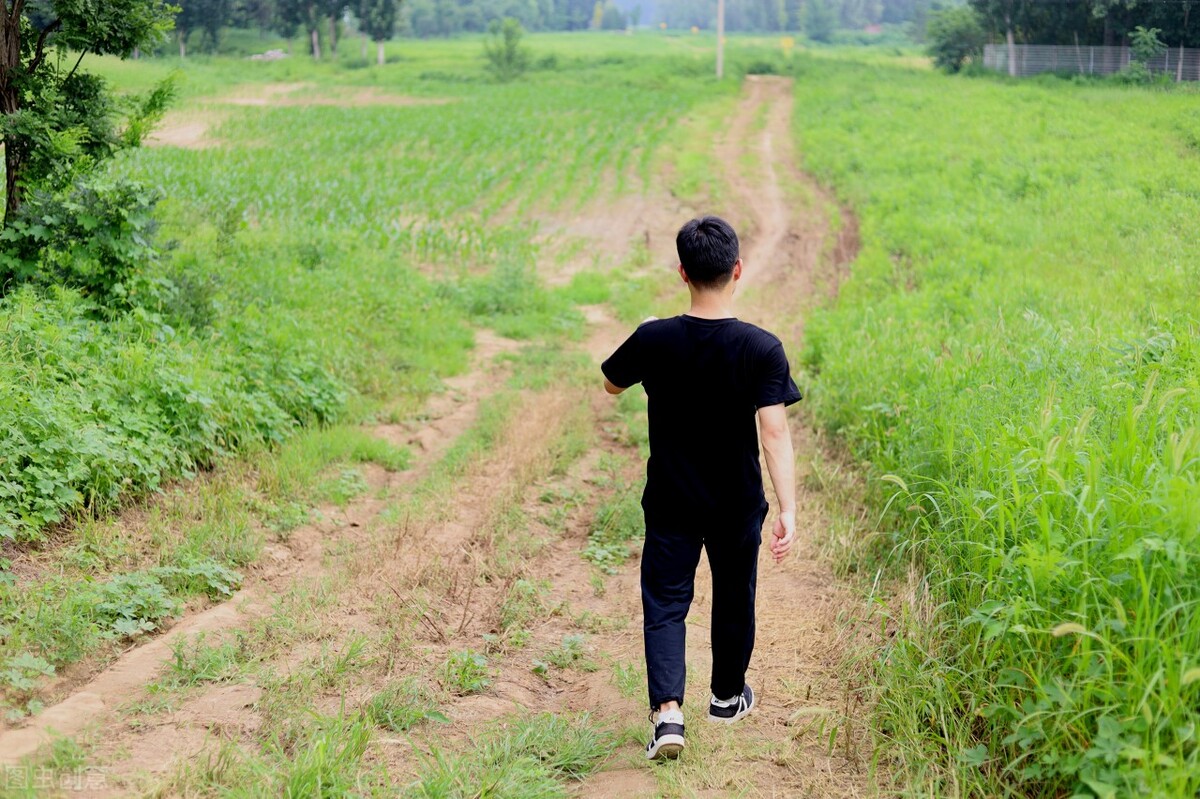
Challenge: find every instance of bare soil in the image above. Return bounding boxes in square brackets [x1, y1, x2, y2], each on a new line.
[146, 82, 452, 149]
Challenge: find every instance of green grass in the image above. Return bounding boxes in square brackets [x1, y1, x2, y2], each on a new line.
[410, 712, 616, 798]
[0, 736, 94, 798]
[793, 56, 1200, 796]
[365, 678, 448, 732]
[163, 713, 389, 797]
[160, 632, 248, 689]
[441, 650, 491, 696]
[582, 478, 644, 575]
[541, 634, 598, 673]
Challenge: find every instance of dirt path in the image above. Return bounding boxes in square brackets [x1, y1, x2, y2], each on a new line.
[2, 76, 875, 798]
[572, 75, 873, 798]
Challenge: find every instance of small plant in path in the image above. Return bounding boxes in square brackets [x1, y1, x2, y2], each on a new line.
[365, 679, 448, 732]
[442, 650, 490, 695]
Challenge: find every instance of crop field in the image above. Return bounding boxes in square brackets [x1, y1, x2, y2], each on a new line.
[0, 27, 1196, 799]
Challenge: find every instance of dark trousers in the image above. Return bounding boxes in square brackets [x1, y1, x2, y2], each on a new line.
[641, 507, 765, 710]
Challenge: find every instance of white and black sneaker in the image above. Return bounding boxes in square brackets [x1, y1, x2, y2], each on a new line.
[708, 684, 755, 724]
[645, 708, 686, 760]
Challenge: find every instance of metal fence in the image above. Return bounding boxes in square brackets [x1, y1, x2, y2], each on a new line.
[983, 43, 1200, 80]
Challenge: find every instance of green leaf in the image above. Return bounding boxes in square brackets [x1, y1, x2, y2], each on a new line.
[1081, 778, 1117, 799]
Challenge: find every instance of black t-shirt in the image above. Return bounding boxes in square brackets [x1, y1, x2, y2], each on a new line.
[601, 315, 802, 525]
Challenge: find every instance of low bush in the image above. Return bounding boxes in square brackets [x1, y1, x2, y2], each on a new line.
[0, 286, 343, 543]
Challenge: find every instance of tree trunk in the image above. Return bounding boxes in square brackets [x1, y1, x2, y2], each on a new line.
[179, 31, 187, 58]
[360, 32, 367, 60]
[1104, 17, 1114, 73]
[329, 16, 338, 54]
[1005, 14, 1016, 77]
[1, 9, 23, 224]
[376, 40, 385, 66]
[310, 26, 321, 60]
[1180, 9, 1191, 82]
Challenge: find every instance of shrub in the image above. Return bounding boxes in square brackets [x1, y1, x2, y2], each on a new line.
[0, 175, 162, 311]
[0, 286, 344, 543]
[483, 18, 530, 82]
[927, 6, 986, 73]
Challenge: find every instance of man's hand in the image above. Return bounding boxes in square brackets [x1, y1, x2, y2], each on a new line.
[770, 510, 795, 563]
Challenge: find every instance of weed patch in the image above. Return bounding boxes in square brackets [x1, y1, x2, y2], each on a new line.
[441, 650, 491, 696]
[365, 678, 448, 732]
[582, 483, 644, 574]
[411, 712, 615, 797]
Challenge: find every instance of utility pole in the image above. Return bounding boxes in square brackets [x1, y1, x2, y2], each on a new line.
[716, 0, 725, 78]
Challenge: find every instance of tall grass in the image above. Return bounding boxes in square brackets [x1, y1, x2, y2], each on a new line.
[793, 57, 1200, 796]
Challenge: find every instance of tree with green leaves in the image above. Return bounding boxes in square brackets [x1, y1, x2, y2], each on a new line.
[176, 0, 232, 57]
[358, 0, 397, 65]
[600, 2, 626, 30]
[326, 0, 343, 55]
[0, 0, 175, 222]
[804, 0, 836, 42]
[927, 5, 986, 72]
[968, 0, 1022, 75]
[1129, 24, 1165, 62]
[231, 0, 276, 31]
[277, 0, 324, 57]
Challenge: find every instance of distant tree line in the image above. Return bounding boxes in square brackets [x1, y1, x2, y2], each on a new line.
[657, 0, 926, 35]
[927, 0, 1200, 76]
[174, 0, 400, 57]
[171, 0, 932, 46]
[969, 0, 1200, 48]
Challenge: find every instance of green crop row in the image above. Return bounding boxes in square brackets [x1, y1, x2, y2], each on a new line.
[794, 58, 1200, 796]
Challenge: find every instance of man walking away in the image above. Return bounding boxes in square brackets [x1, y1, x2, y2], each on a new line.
[601, 216, 800, 761]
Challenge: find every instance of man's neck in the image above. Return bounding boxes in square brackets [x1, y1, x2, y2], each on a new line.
[687, 290, 735, 320]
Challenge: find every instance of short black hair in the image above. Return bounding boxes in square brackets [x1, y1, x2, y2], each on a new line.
[676, 216, 739, 290]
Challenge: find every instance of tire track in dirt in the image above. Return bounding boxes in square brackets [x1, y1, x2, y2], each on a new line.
[0, 330, 519, 769]
[76, 386, 592, 794]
